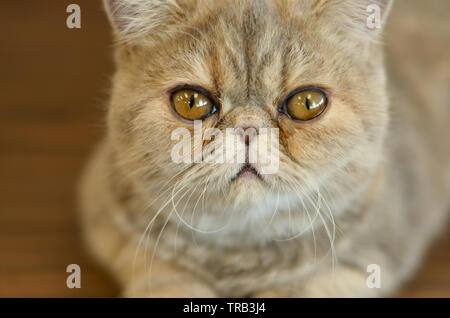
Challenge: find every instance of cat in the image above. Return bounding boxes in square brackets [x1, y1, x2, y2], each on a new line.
[79, 0, 450, 297]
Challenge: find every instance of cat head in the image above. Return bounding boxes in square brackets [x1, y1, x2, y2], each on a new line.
[104, 0, 392, 241]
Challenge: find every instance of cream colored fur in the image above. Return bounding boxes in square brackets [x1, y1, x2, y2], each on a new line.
[79, 0, 450, 297]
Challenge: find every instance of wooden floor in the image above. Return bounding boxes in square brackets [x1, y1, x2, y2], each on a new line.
[0, 1, 448, 297]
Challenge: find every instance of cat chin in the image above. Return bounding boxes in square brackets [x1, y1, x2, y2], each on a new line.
[190, 191, 308, 246]
[228, 174, 267, 204]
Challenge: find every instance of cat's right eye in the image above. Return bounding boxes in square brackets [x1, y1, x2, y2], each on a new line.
[170, 88, 218, 121]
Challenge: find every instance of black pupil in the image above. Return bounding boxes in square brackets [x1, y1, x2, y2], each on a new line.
[189, 95, 195, 109]
[305, 97, 311, 110]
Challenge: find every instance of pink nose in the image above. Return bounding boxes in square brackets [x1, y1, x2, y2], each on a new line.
[236, 126, 258, 146]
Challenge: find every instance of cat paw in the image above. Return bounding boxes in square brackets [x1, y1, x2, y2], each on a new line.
[122, 280, 217, 298]
[253, 288, 291, 298]
[253, 268, 385, 298]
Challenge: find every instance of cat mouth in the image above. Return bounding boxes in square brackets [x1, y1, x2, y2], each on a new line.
[231, 164, 262, 182]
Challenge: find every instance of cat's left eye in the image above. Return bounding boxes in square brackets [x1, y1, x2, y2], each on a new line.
[280, 87, 328, 122]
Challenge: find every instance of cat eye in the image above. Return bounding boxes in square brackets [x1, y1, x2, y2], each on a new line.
[170, 87, 218, 121]
[280, 87, 328, 121]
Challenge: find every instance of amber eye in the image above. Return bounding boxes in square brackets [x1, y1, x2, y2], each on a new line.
[283, 88, 328, 121]
[171, 88, 217, 121]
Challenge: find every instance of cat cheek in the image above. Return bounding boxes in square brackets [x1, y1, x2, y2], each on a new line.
[277, 115, 299, 141]
[277, 117, 313, 162]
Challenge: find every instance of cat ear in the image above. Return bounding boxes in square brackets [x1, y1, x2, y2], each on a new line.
[349, 0, 393, 30]
[322, 0, 393, 44]
[342, 0, 392, 36]
[103, 0, 183, 42]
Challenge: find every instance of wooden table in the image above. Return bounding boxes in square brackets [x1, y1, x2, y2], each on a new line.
[0, 1, 448, 297]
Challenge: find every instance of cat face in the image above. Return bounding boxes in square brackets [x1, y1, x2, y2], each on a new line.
[105, 0, 392, 237]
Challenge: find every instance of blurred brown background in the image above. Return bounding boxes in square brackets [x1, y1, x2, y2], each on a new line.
[0, 1, 448, 297]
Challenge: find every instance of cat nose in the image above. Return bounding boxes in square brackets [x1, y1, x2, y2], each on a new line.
[236, 126, 259, 146]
